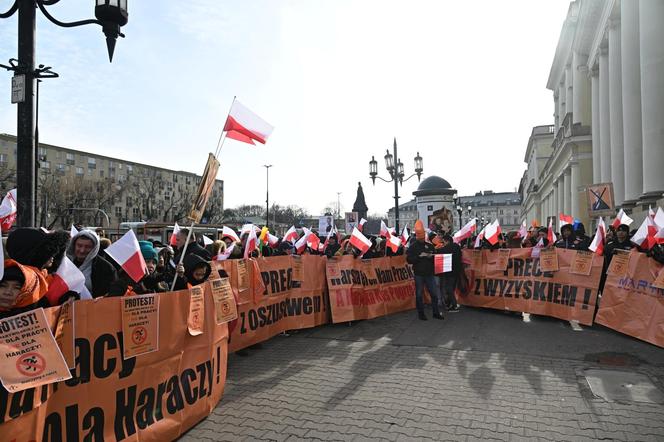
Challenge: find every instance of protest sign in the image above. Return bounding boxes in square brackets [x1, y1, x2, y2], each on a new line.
[607, 249, 631, 277]
[209, 278, 237, 324]
[188, 286, 205, 336]
[122, 294, 160, 359]
[570, 250, 594, 276]
[539, 247, 559, 272]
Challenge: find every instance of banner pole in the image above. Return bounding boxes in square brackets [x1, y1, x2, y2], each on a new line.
[214, 96, 237, 158]
[170, 220, 196, 291]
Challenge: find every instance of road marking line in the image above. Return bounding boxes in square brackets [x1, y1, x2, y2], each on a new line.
[569, 320, 583, 331]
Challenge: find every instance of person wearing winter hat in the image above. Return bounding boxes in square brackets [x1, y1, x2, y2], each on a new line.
[0, 260, 49, 319]
[6, 227, 70, 273]
[66, 230, 117, 297]
[554, 224, 575, 249]
[406, 220, 444, 321]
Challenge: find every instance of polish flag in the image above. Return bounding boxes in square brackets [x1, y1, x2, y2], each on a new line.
[223, 100, 274, 145]
[631, 216, 658, 249]
[283, 226, 298, 243]
[0, 188, 17, 231]
[44, 256, 92, 304]
[517, 220, 528, 239]
[105, 230, 148, 283]
[588, 217, 606, 255]
[387, 234, 402, 254]
[240, 224, 260, 236]
[531, 238, 544, 258]
[484, 220, 501, 245]
[649, 205, 656, 220]
[400, 225, 410, 245]
[267, 232, 279, 248]
[321, 226, 339, 252]
[358, 218, 367, 232]
[380, 220, 391, 238]
[216, 243, 235, 261]
[611, 209, 633, 229]
[349, 227, 371, 255]
[243, 227, 258, 259]
[294, 232, 308, 254]
[304, 228, 320, 251]
[70, 224, 78, 238]
[222, 226, 240, 243]
[434, 254, 453, 274]
[655, 227, 664, 245]
[654, 207, 664, 229]
[169, 222, 181, 246]
[473, 226, 486, 249]
[547, 218, 557, 244]
[559, 213, 574, 227]
[453, 218, 476, 244]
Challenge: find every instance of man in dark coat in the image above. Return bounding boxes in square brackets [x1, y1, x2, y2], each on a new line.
[173, 228, 212, 263]
[554, 224, 576, 249]
[66, 230, 117, 297]
[437, 234, 461, 312]
[406, 220, 443, 321]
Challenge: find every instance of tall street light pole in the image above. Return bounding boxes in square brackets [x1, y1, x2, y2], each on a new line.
[336, 192, 341, 225]
[368, 138, 423, 233]
[264, 164, 272, 228]
[1, 0, 129, 227]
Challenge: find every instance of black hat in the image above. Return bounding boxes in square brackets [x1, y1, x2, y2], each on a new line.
[1, 266, 24, 284]
[561, 224, 573, 233]
[6, 228, 70, 269]
[617, 224, 630, 233]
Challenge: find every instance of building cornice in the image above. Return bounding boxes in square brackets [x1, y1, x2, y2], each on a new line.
[587, 0, 615, 69]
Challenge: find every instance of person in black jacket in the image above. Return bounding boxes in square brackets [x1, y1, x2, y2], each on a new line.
[437, 234, 461, 312]
[66, 230, 117, 298]
[554, 224, 576, 249]
[406, 220, 443, 321]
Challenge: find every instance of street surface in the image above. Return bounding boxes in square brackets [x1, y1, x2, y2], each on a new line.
[182, 307, 664, 441]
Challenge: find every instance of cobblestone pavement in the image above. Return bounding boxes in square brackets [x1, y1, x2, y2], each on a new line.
[182, 307, 664, 441]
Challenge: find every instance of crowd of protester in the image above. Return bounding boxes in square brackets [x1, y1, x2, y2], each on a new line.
[2, 212, 664, 321]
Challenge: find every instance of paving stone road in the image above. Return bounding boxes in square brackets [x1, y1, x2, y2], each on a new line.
[181, 307, 664, 441]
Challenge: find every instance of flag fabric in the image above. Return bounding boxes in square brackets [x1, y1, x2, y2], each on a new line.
[649, 205, 656, 220]
[358, 218, 367, 232]
[655, 227, 664, 245]
[484, 220, 501, 245]
[631, 216, 658, 249]
[267, 232, 279, 248]
[188, 153, 220, 223]
[283, 226, 298, 243]
[611, 209, 634, 229]
[223, 100, 274, 145]
[473, 226, 486, 249]
[294, 233, 308, 254]
[70, 224, 79, 238]
[222, 226, 240, 243]
[654, 207, 664, 229]
[321, 226, 338, 253]
[216, 243, 235, 261]
[386, 234, 401, 253]
[531, 238, 544, 258]
[547, 218, 557, 244]
[44, 256, 92, 304]
[0, 188, 17, 231]
[380, 220, 391, 238]
[559, 213, 574, 227]
[517, 220, 528, 239]
[400, 225, 410, 245]
[453, 218, 476, 244]
[304, 227, 320, 251]
[588, 217, 606, 255]
[201, 235, 213, 246]
[349, 227, 371, 255]
[243, 227, 258, 259]
[434, 254, 453, 274]
[105, 230, 148, 283]
[170, 222, 181, 246]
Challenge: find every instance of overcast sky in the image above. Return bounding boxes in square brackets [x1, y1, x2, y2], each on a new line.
[0, 0, 569, 216]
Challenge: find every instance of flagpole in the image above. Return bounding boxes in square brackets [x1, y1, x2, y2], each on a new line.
[170, 220, 196, 291]
[214, 96, 237, 158]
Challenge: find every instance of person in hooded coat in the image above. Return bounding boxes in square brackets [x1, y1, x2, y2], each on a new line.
[66, 230, 117, 298]
[554, 224, 576, 249]
[406, 220, 444, 321]
[0, 260, 50, 319]
[573, 223, 591, 250]
[173, 229, 211, 264]
[174, 254, 212, 290]
[6, 228, 70, 274]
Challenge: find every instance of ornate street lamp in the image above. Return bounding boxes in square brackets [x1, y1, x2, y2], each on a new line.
[368, 138, 423, 233]
[1, 0, 130, 227]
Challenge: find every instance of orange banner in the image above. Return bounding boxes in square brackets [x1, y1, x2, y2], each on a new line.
[215, 256, 329, 352]
[0, 285, 228, 441]
[459, 248, 603, 325]
[327, 255, 417, 323]
[596, 251, 664, 348]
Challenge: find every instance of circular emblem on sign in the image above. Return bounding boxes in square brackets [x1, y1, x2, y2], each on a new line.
[221, 301, 231, 315]
[16, 352, 46, 377]
[132, 326, 148, 345]
[192, 312, 200, 327]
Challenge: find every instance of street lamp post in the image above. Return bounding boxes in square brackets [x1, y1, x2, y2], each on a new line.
[264, 165, 272, 228]
[368, 138, 423, 233]
[1, 0, 129, 228]
[336, 191, 341, 226]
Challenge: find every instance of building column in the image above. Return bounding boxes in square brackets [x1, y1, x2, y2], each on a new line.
[557, 178, 564, 217]
[554, 92, 560, 132]
[609, 19, 625, 206]
[590, 67, 601, 183]
[621, 0, 643, 205]
[640, 0, 664, 199]
[551, 186, 557, 220]
[599, 45, 612, 183]
[573, 52, 591, 126]
[565, 65, 574, 119]
[571, 162, 580, 217]
[564, 169, 572, 215]
[558, 83, 567, 123]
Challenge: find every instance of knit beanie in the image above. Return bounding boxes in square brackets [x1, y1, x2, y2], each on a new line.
[139, 240, 158, 262]
[6, 228, 70, 269]
[414, 220, 426, 240]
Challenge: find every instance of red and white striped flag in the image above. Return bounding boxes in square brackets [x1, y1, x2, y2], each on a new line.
[517, 220, 528, 239]
[434, 254, 452, 274]
[631, 216, 658, 249]
[655, 227, 664, 245]
[588, 217, 606, 255]
[222, 226, 240, 243]
[453, 218, 476, 244]
[400, 225, 410, 245]
[654, 207, 664, 229]
[559, 213, 574, 227]
[304, 227, 320, 251]
[473, 226, 486, 249]
[611, 209, 633, 229]
[649, 205, 656, 220]
[267, 232, 279, 248]
[44, 256, 92, 304]
[283, 226, 298, 243]
[244, 227, 258, 259]
[547, 218, 557, 244]
[169, 222, 181, 246]
[216, 243, 235, 261]
[0, 188, 17, 231]
[349, 227, 371, 255]
[379, 220, 391, 238]
[358, 218, 367, 232]
[484, 220, 501, 245]
[105, 230, 148, 283]
[223, 100, 274, 145]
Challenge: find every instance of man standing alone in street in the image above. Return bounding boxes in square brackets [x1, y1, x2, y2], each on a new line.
[407, 220, 444, 321]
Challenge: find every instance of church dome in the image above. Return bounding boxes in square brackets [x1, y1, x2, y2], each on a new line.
[417, 175, 452, 191]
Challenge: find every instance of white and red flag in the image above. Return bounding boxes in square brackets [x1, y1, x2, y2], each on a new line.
[517, 220, 528, 239]
[44, 256, 92, 304]
[531, 238, 545, 258]
[0, 188, 17, 231]
[631, 216, 658, 250]
[434, 254, 452, 274]
[655, 227, 664, 245]
[386, 233, 401, 254]
[321, 226, 338, 252]
[588, 217, 606, 255]
[169, 222, 181, 246]
[105, 230, 148, 283]
[484, 220, 501, 245]
[473, 225, 486, 249]
[221, 226, 240, 243]
[559, 213, 574, 227]
[611, 209, 633, 229]
[453, 218, 476, 244]
[243, 227, 258, 259]
[266, 232, 279, 248]
[283, 226, 298, 243]
[649, 205, 656, 220]
[216, 243, 235, 261]
[400, 225, 410, 245]
[358, 218, 367, 232]
[303, 227, 320, 251]
[547, 218, 557, 244]
[223, 100, 274, 145]
[379, 220, 391, 238]
[349, 227, 371, 255]
[654, 207, 664, 229]
[70, 224, 79, 238]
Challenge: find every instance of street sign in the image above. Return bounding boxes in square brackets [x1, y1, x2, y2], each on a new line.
[11, 74, 25, 104]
